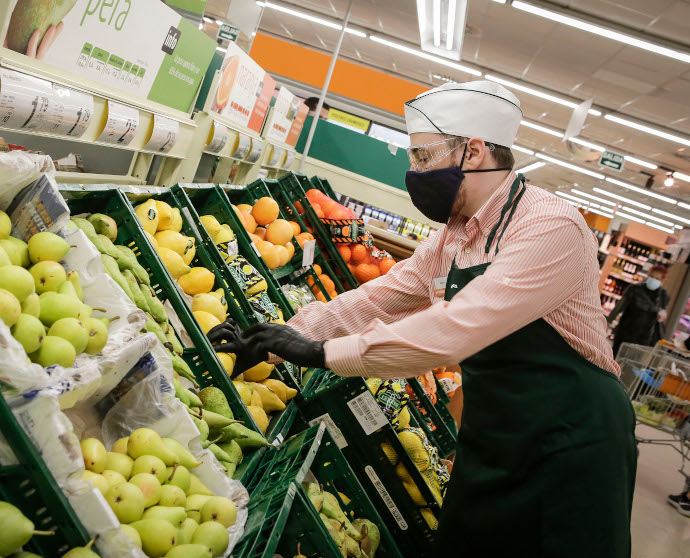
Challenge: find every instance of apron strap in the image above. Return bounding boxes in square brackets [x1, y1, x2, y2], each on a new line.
[484, 174, 526, 255]
[494, 178, 527, 256]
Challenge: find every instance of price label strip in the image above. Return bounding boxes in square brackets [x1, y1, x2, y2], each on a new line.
[145, 114, 179, 153]
[97, 100, 139, 146]
[0, 68, 52, 132]
[347, 391, 389, 435]
[41, 85, 93, 138]
[364, 465, 409, 530]
[302, 239, 316, 267]
[308, 413, 348, 449]
[207, 122, 229, 154]
[245, 139, 263, 163]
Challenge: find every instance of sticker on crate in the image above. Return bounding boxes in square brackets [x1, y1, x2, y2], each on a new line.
[308, 413, 348, 449]
[347, 391, 389, 435]
[364, 465, 408, 530]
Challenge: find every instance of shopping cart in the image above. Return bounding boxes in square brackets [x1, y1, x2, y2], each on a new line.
[617, 341, 690, 482]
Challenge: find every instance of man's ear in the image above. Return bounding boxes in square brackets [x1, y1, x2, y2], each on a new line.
[462, 137, 486, 170]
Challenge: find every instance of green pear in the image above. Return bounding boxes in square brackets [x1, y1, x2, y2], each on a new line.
[353, 518, 380, 557]
[127, 428, 178, 466]
[179, 518, 198, 545]
[0, 210, 10, 239]
[48, 317, 88, 354]
[187, 474, 213, 496]
[21, 292, 40, 317]
[142, 505, 187, 528]
[28, 232, 71, 264]
[0, 265, 35, 302]
[105, 451, 133, 479]
[58, 280, 79, 299]
[198, 387, 233, 420]
[61, 539, 98, 557]
[164, 544, 212, 558]
[38, 292, 81, 326]
[165, 465, 191, 493]
[184, 494, 212, 523]
[200, 496, 236, 528]
[80, 438, 107, 473]
[0, 238, 29, 267]
[101, 469, 127, 489]
[0, 288, 21, 327]
[30, 261, 67, 294]
[0, 245, 11, 267]
[321, 491, 361, 540]
[82, 470, 109, 496]
[105, 482, 145, 523]
[162, 438, 202, 469]
[83, 317, 108, 355]
[191, 520, 229, 556]
[132, 454, 168, 483]
[159, 484, 186, 507]
[111, 436, 129, 454]
[0, 504, 53, 556]
[129, 472, 162, 508]
[66, 271, 83, 300]
[121, 523, 142, 548]
[88, 214, 118, 242]
[32, 335, 76, 367]
[129, 519, 178, 557]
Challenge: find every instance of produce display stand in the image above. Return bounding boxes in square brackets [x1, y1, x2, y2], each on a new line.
[237, 423, 404, 558]
[0, 394, 92, 556]
[406, 379, 458, 459]
[298, 370, 442, 556]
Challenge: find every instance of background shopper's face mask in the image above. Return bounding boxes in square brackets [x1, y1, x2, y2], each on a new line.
[405, 141, 512, 223]
[646, 277, 662, 291]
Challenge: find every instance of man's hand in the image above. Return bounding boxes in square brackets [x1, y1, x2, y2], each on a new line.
[243, 323, 325, 368]
[206, 320, 267, 377]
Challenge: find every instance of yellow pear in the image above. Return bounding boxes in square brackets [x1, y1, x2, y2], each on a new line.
[242, 361, 274, 382]
[192, 293, 226, 322]
[145, 231, 158, 250]
[217, 352, 234, 375]
[178, 267, 214, 296]
[260, 379, 298, 403]
[248, 406, 269, 433]
[155, 231, 188, 257]
[155, 201, 174, 231]
[193, 310, 220, 334]
[250, 389, 262, 408]
[181, 238, 196, 266]
[158, 248, 191, 279]
[250, 383, 286, 412]
[233, 381, 253, 406]
[135, 199, 159, 235]
[199, 215, 222, 241]
[213, 227, 234, 244]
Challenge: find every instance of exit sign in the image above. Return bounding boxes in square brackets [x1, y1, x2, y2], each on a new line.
[599, 150, 625, 172]
[217, 23, 239, 42]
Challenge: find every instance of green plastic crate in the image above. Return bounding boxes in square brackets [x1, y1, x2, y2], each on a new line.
[0, 395, 93, 556]
[298, 371, 442, 556]
[309, 176, 339, 201]
[406, 379, 458, 459]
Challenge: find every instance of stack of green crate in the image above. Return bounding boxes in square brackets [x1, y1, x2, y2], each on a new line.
[0, 394, 93, 556]
[405, 378, 458, 459]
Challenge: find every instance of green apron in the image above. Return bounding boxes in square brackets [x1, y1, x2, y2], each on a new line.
[434, 176, 637, 557]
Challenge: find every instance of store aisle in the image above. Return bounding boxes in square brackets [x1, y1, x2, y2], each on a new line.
[632, 425, 690, 558]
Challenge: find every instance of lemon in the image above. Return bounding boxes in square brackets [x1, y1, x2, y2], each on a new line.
[192, 310, 220, 334]
[155, 230, 189, 256]
[242, 361, 274, 382]
[214, 227, 234, 244]
[134, 199, 159, 235]
[170, 208, 183, 232]
[199, 215, 222, 241]
[192, 293, 227, 322]
[217, 352, 234, 376]
[158, 247, 191, 279]
[155, 200, 174, 231]
[233, 381, 253, 406]
[145, 231, 158, 250]
[248, 405, 269, 433]
[181, 239, 196, 265]
[250, 389, 262, 408]
[178, 267, 215, 295]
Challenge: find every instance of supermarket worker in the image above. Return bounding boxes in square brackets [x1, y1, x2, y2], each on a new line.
[211, 81, 637, 557]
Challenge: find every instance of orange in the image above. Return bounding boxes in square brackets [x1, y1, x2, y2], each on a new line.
[321, 200, 338, 218]
[316, 292, 327, 303]
[265, 219, 294, 245]
[351, 244, 369, 264]
[241, 211, 257, 233]
[306, 275, 315, 286]
[248, 233, 262, 245]
[379, 257, 396, 275]
[232, 204, 245, 226]
[252, 197, 280, 226]
[354, 263, 381, 284]
[257, 240, 280, 269]
[329, 208, 352, 220]
[216, 55, 239, 110]
[295, 201, 304, 214]
[347, 263, 355, 274]
[288, 221, 301, 236]
[296, 232, 314, 248]
[313, 264, 322, 275]
[328, 290, 338, 299]
[284, 242, 295, 261]
[237, 203, 253, 214]
[306, 189, 327, 204]
[337, 245, 352, 263]
[319, 274, 335, 292]
[312, 203, 325, 219]
[254, 226, 267, 240]
[275, 245, 290, 267]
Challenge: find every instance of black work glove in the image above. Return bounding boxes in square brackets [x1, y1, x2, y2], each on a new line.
[206, 320, 267, 377]
[242, 323, 325, 368]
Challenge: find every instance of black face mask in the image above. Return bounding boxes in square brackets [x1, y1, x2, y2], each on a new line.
[404, 145, 512, 223]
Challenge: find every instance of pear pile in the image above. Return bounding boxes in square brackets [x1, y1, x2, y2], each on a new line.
[0, 211, 111, 368]
[0, 501, 54, 556]
[80, 429, 236, 557]
[303, 483, 380, 558]
[232, 377, 297, 434]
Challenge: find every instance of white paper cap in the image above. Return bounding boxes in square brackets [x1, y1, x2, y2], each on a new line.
[404, 80, 523, 148]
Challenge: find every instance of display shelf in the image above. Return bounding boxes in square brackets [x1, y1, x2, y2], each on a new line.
[602, 291, 622, 300]
[56, 172, 146, 185]
[0, 394, 92, 556]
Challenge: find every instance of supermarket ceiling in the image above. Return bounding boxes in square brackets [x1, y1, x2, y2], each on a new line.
[220, 0, 690, 214]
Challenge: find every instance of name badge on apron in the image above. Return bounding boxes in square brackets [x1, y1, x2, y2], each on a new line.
[432, 276, 447, 299]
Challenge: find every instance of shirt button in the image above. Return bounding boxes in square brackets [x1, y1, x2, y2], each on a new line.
[465, 247, 471, 253]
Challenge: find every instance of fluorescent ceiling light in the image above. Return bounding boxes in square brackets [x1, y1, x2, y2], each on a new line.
[676, 225, 683, 230]
[674, 172, 690, 183]
[592, 188, 651, 209]
[257, 2, 367, 37]
[556, 191, 590, 205]
[570, 189, 617, 206]
[486, 75, 601, 116]
[491, 0, 507, 3]
[604, 115, 690, 147]
[624, 156, 657, 170]
[604, 177, 677, 205]
[535, 153, 605, 178]
[521, 120, 563, 138]
[616, 211, 646, 224]
[446, 0, 457, 50]
[620, 207, 674, 226]
[216, 46, 227, 52]
[515, 161, 546, 174]
[512, 145, 535, 155]
[679, 202, 690, 211]
[370, 36, 482, 75]
[651, 208, 690, 226]
[433, 0, 441, 47]
[569, 137, 605, 151]
[215, 18, 224, 24]
[202, 16, 213, 23]
[645, 222, 675, 234]
[512, 1, 690, 64]
[565, 200, 581, 208]
[586, 207, 614, 219]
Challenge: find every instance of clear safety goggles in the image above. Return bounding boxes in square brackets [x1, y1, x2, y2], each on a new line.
[406, 138, 494, 172]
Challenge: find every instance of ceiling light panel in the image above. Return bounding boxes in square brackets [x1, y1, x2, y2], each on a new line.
[521, 120, 563, 138]
[650, 208, 690, 226]
[604, 177, 677, 205]
[570, 189, 617, 206]
[592, 188, 651, 209]
[615, 211, 646, 224]
[586, 207, 614, 218]
[624, 156, 657, 170]
[370, 36, 481, 75]
[515, 161, 546, 174]
[258, 2, 367, 37]
[674, 172, 690, 183]
[512, 145, 535, 155]
[604, 115, 690, 147]
[620, 207, 675, 226]
[645, 222, 675, 234]
[535, 153, 605, 178]
[416, 0, 468, 60]
[556, 191, 590, 205]
[569, 137, 605, 151]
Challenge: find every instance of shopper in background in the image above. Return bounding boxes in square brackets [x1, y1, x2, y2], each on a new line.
[607, 265, 669, 357]
[212, 81, 636, 557]
[303, 97, 330, 120]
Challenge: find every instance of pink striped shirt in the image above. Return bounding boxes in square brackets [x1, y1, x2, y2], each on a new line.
[287, 171, 620, 379]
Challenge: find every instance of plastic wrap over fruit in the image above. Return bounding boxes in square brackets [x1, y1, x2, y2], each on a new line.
[371, 379, 410, 429]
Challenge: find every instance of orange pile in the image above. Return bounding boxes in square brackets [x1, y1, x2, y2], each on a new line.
[307, 263, 339, 301]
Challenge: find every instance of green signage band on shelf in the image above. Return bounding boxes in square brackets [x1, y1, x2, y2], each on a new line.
[599, 150, 625, 172]
[217, 23, 240, 42]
